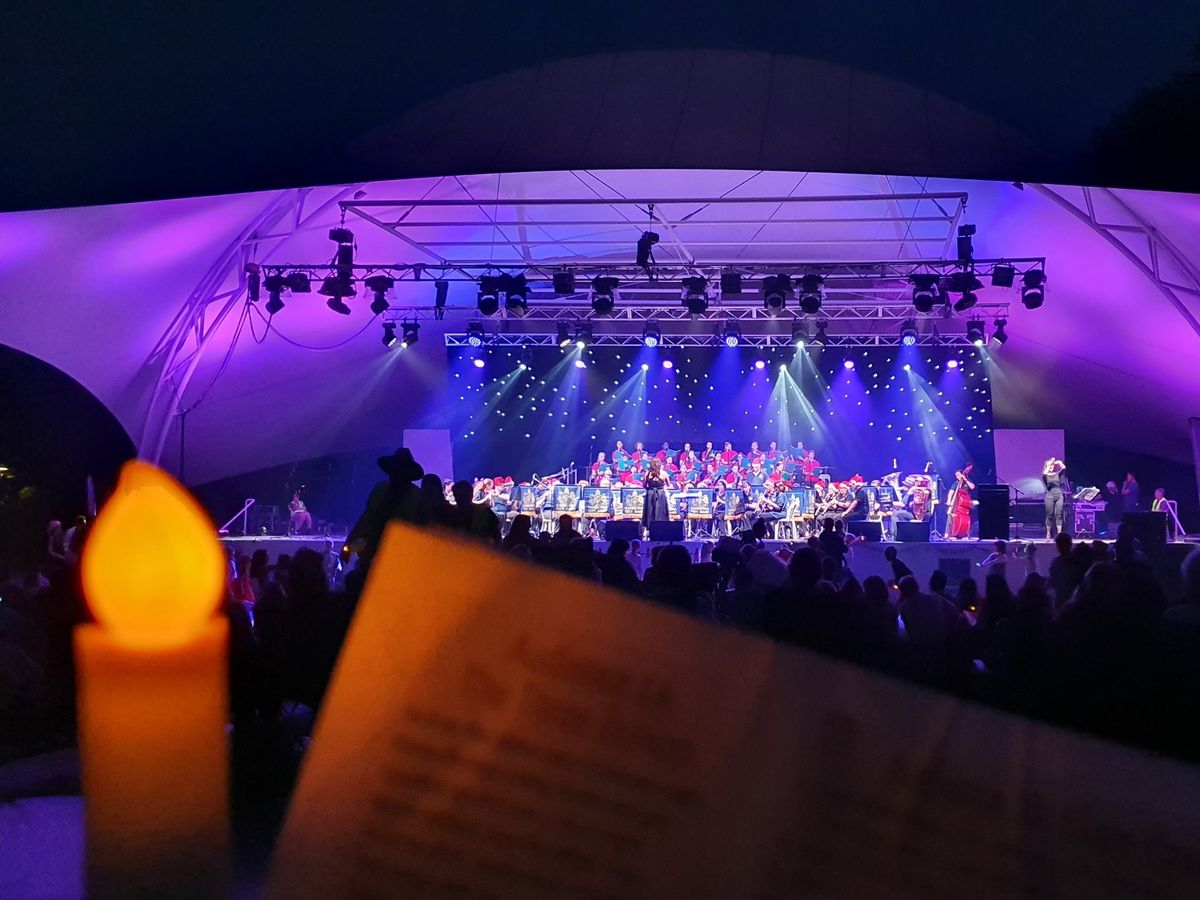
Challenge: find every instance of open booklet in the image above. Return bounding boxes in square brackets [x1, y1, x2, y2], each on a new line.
[270, 524, 1200, 899]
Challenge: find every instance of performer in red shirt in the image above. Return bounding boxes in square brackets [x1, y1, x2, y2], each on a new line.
[719, 441, 738, 465]
[800, 449, 821, 485]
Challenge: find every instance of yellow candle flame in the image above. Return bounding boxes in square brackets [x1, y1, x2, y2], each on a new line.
[82, 461, 225, 648]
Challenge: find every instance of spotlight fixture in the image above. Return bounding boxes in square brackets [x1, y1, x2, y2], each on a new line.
[946, 358, 960, 369]
[761, 274, 792, 315]
[400, 321, 420, 349]
[991, 262, 1016, 288]
[953, 290, 979, 313]
[590, 276, 619, 315]
[503, 274, 529, 316]
[574, 358, 588, 369]
[662, 359, 675, 370]
[264, 273, 287, 315]
[642, 321, 662, 348]
[574, 322, 593, 348]
[946, 270, 984, 295]
[910, 274, 941, 313]
[792, 320, 809, 347]
[956, 224, 976, 261]
[477, 275, 502, 316]
[681, 276, 709, 315]
[903, 363, 912, 372]
[517, 345, 533, 370]
[472, 358, 486, 369]
[552, 271, 576, 295]
[381, 322, 398, 348]
[285, 272, 311, 293]
[556, 322, 572, 348]
[319, 273, 355, 304]
[466, 322, 485, 347]
[244, 263, 261, 303]
[798, 274, 824, 315]
[636, 231, 659, 270]
[1021, 270, 1046, 309]
[433, 280, 449, 320]
[720, 270, 743, 295]
[325, 295, 352, 315]
[991, 318, 1009, 346]
[966, 318, 986, 346]
[753, 359, 766, 371]
[326, 228, 355, 297]
[843, 359, 855, 370]
[329, 226, 354, 246]
[722, 321, 741, 348]
[900, 318, 919, 346]
[364, 274, 394, 316]
[811, 319, 829, 347]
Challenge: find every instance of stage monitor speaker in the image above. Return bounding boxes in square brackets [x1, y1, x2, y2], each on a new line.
[896, 521, 930, 543]
[848, 521, 882, 542]
[937, 558, 972, 584]
[648, 521, 684, 542]
[604, 520, 640, 542]
[1122, 511, 1167, 547]
[977, 485, 1010, 540]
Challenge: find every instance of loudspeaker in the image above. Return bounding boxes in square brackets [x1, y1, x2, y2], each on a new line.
[896, 521, 930, 543]
[977, 485, 1010, 540]
[648, 521, 685, 542]
[1122, 511, 1167, 547]
[604, 520, 639, 542]
[937, 558, 972, 584]
[848, 521, 882, 542]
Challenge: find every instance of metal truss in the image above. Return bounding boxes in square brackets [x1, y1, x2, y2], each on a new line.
[444, 332, 983, 349]
[1029, 184, 1200, 339]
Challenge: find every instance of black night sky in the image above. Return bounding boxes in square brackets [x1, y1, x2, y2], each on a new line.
[2, 1, 1198, 211]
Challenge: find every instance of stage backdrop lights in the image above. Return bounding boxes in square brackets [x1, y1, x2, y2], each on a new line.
[1021, 270, 1046, 309]
[439, 345, 994, 486]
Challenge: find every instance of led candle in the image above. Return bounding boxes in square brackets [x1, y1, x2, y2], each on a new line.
[77, 461, 230, 899]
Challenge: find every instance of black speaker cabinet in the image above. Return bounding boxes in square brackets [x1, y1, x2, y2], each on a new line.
[604, 520, 640, 542]
[896, 521, 930, 543]
[1122, 511, 1167, 547]
[848, 521, 882, 542]
[977, 485, 1010, 540]
[648, 521, 685, 542]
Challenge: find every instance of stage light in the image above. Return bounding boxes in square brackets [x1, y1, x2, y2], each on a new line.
[504, 274, 529, 316]
[798, 274, 824, 315]
[433, 279, 449, 318]
[636, 231, 660, 269]
[264, 273, 287, 314]
[811, 319, 828, 347]
[903, 363, 912, 371]
[591, 276, 619, 315]
[552, 271, 576, 295]
[946, 358, 959, 369]
[663, 360, 674, 370]
[574, 358, 588, 369]
[779, 363, 788, 371]
[400, 321, 420, 349]
[722, 321, 741, 347]
[365, 274, 394, 316]
[517, 345, 533, 370]
[956, 224, 976, 261]
[753, 359, 766, 370]
[244, 263, 261, 303]
[472, 358, 486, 369]
[477, 275, 502, 316]
[329, 226, 354, 246]
[953, 291, 979, 313]
[557, 322, 572, 347]
[761, 274, 791, 315]
[792, 320, 809, 347]
[381, 322, 398, 348]
[466, 322, 485, 347]
[910, 274, 940, 313]
[574, 322, 593, 348]
[1021, 270, 1046, 309]
[642, 321, 661, 347]
[285, 272, 311, 293]
[991, 262, 1016, 288]
[641, 363, 650, 371]
[325, 295, 352, 315]
[900, 318, 919, 346]
[966, 318, 986, 346]
[265, 294, 285, 316]
[720, 270, 743, 295]
[991, 318, 1009, 346]
[682, 276, 709, 315]
[843, 359, 855, 370]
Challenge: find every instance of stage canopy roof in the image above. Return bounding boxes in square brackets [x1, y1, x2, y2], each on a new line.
[1, 166, 1199, 486]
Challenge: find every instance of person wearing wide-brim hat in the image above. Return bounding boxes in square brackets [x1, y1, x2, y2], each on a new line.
[346, 447, 426, 562]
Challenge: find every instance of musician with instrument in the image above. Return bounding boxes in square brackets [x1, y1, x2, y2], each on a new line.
[946, 463, 976, 539]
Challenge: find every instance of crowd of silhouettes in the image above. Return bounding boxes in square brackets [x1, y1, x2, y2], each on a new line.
[3, 447, 1200, 770]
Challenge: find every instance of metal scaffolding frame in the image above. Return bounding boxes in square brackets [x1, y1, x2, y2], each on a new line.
[443, 332, 987, 349]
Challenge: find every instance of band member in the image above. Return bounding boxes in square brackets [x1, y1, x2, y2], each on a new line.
[719, 440, 738, 465]
[632, 441, 646, 466]
[679, 442, 697, 471]
[800, 449, 821, 485]
[1122, 472, 1140, 513]
[1042, 457, 1068, 539]
[748, 440, 764, 464]
[746, 459, 767, 487]
[766, 440, 780, 462]
[591, 452, 613, 483]
[655, 441, 674, 463]
[642, 458, 671, 530]
[946, 464, 976, 539]
[904, 474, 934, 522]
[289, 490, 312, 534]
[701, 440, 716, 462]
[613, 440, 631, 472]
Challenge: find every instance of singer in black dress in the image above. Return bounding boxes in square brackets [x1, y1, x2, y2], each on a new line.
[1042, 457, 1068, 539]
[642, 459, 670, 528]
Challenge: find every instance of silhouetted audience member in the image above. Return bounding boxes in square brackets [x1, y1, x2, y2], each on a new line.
[449, 480, 501, 544]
